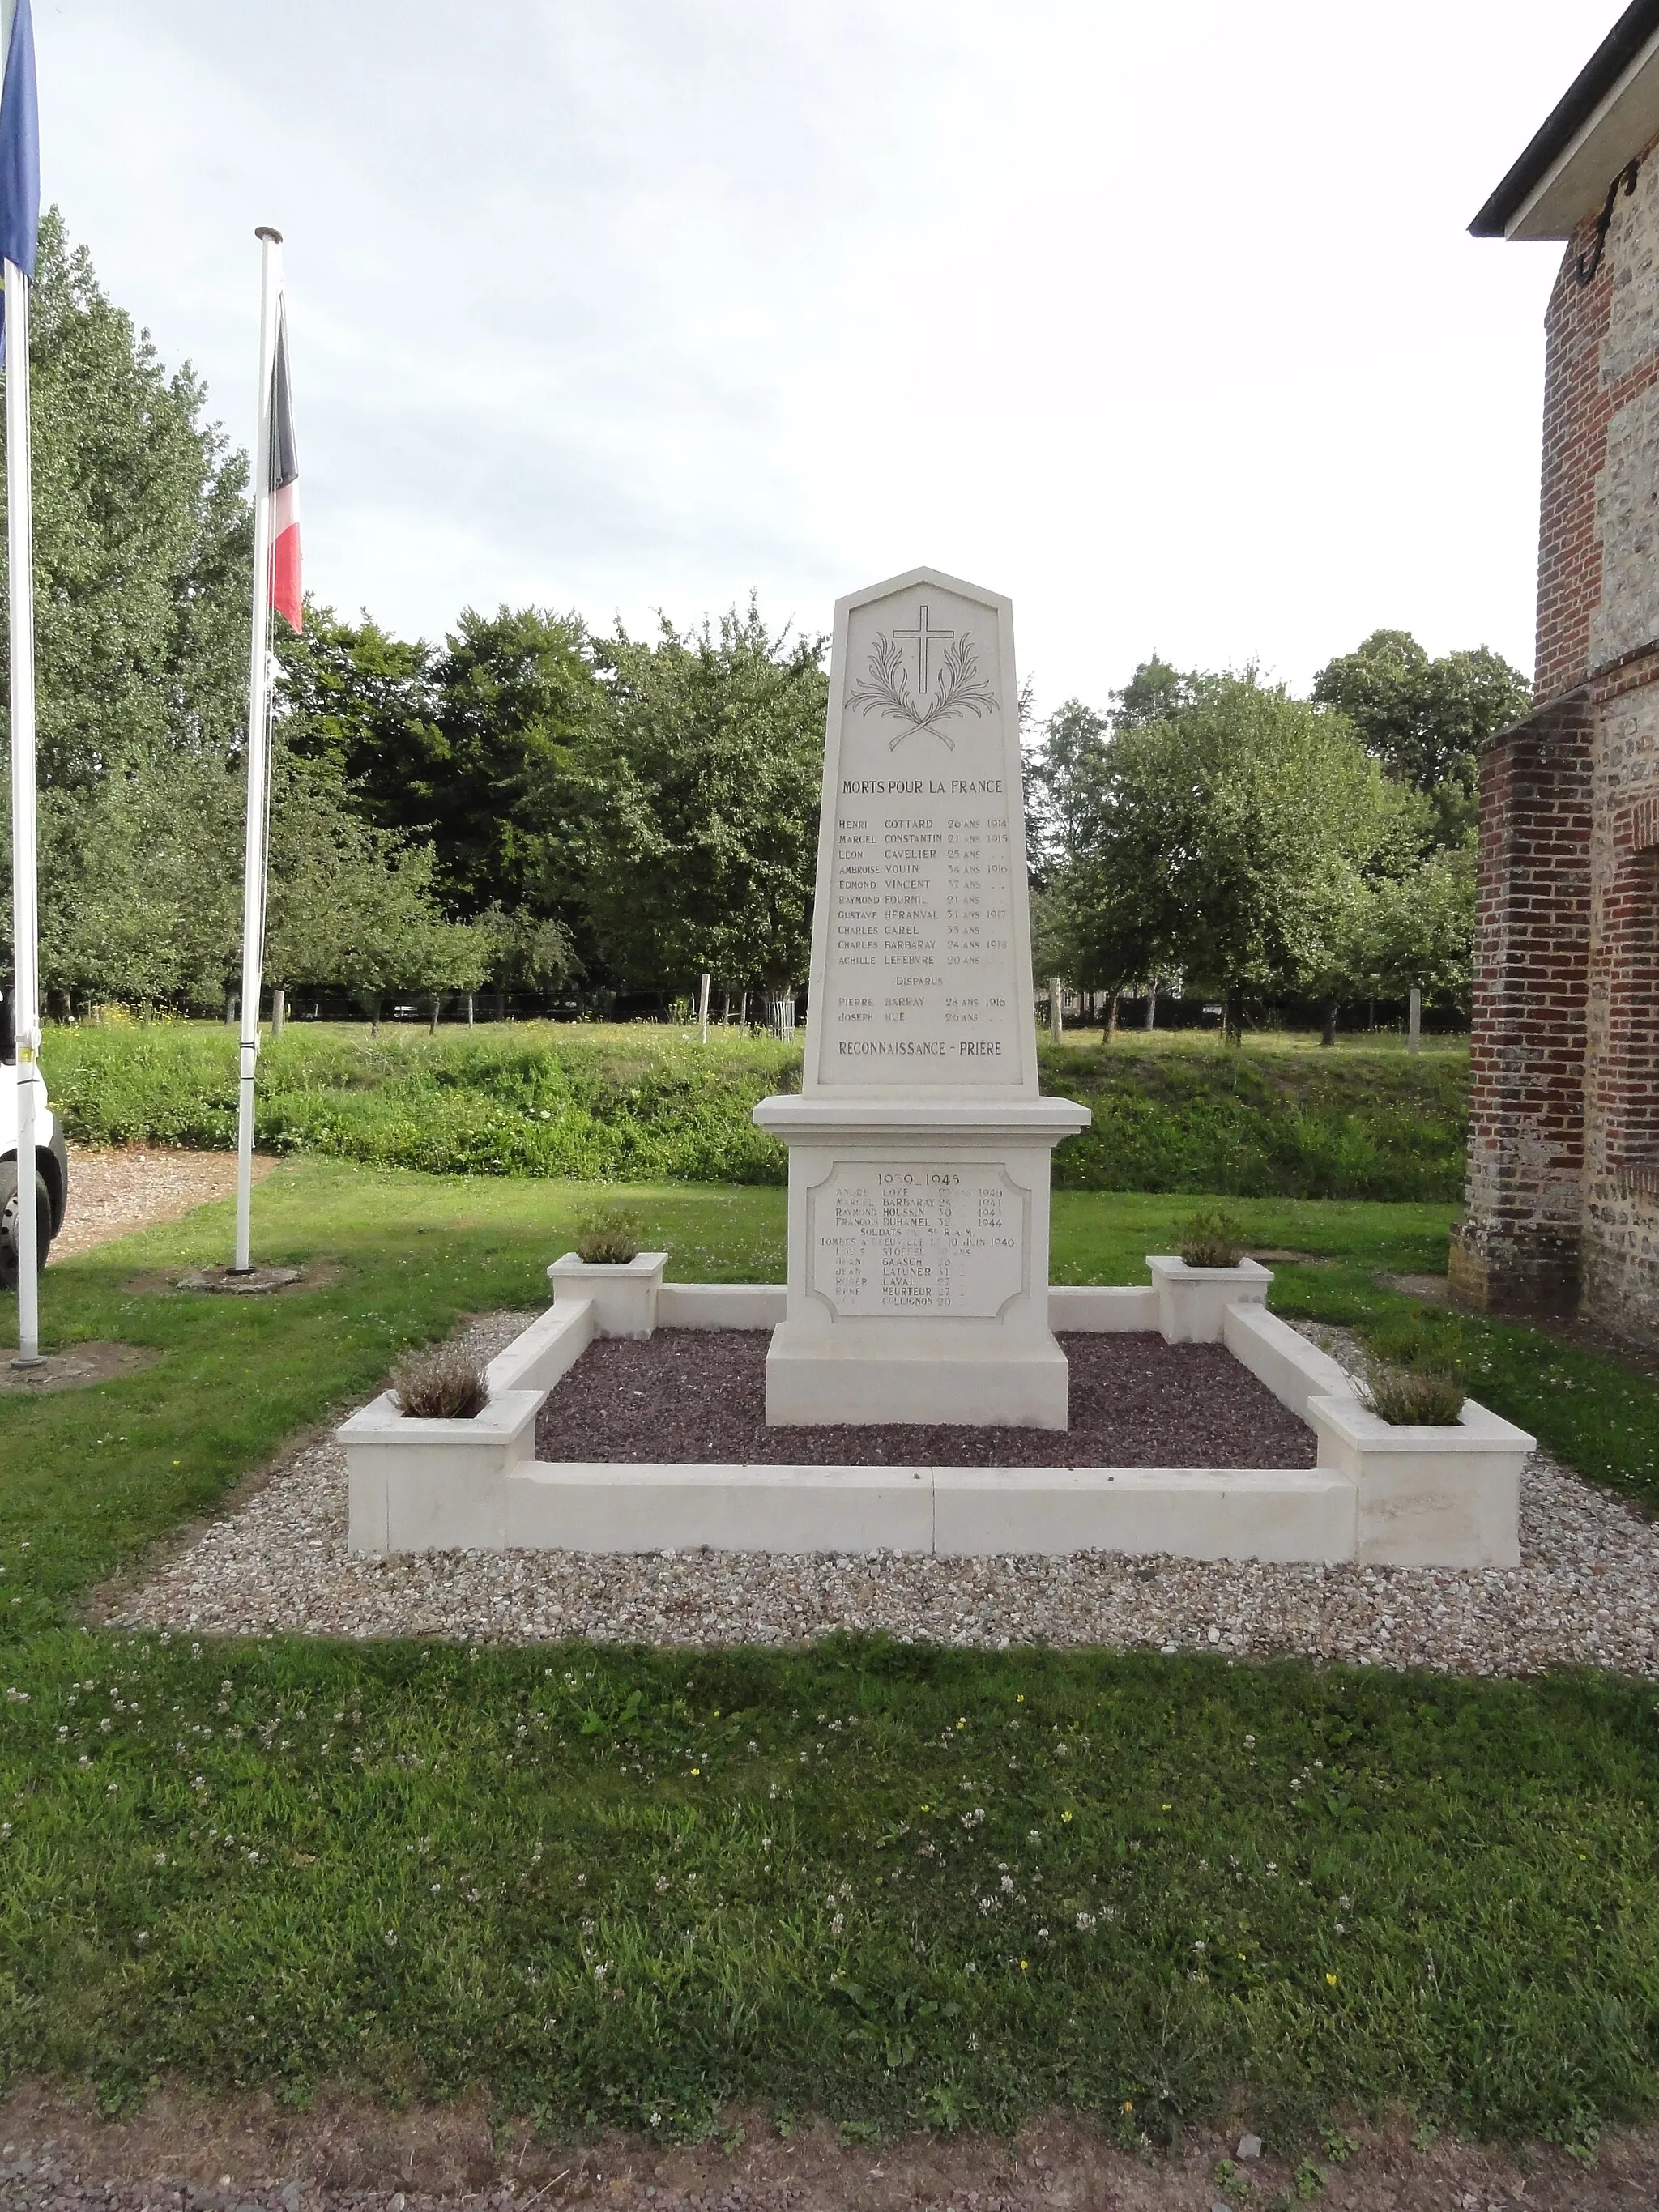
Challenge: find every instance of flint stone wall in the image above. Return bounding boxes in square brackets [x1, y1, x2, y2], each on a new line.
[1461, 151, 1659, 1336]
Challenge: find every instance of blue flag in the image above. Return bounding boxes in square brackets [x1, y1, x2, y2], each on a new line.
[0, 0, 39, 366]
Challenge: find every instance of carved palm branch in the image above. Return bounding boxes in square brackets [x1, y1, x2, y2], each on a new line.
[845, 629, 1000, 752]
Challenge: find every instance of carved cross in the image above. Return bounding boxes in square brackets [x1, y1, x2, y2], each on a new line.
[893, 603, 955, 693]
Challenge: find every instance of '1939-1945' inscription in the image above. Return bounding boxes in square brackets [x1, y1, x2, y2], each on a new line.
[807, 1161, 1027, 1318]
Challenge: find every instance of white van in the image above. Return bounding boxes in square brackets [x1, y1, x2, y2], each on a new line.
[0, 1046, 69, 1287]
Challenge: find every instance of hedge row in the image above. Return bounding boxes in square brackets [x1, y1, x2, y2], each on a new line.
[41, 1021, 1469, 1202]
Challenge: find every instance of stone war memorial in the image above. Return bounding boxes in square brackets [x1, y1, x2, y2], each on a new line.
[753, 567, 1088, 1428]
[341, 568, 1534, 1571]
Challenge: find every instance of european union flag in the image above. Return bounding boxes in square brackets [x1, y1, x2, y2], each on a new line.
[0, 0, 39, 366]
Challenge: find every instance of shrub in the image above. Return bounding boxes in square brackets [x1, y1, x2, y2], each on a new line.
[1178, 1208, 1248, 1269]
[1363, 1364, 1466, 1426]
[390, 1343, 488, 1420]
[574, 1204, 642, 1265]
[38, 1021, 1470, 1200]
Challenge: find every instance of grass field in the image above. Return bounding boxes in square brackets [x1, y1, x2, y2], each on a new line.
[2, 1163, 1658, 2150]
[41, 1021, 1470, 1202]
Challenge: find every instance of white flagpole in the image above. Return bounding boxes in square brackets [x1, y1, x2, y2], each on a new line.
[233, 226, 283, 1275]
[6, 254, 41, 1365]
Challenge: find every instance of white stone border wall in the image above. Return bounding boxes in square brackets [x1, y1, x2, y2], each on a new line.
[339, 1266, 1533, 1569]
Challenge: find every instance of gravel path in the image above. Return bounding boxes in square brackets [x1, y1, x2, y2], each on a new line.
[51, 1148, 279, 1263]
[109, 1311, 1659, 1679]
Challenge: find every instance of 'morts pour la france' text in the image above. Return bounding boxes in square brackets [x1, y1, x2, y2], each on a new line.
[841, 778, 1004, 795]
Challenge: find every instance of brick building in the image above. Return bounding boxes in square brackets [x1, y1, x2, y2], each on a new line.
[1455, 0, 1659, 1334]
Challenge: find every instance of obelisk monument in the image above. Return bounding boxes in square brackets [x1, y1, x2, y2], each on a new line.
[753, 567, 1089, 1427]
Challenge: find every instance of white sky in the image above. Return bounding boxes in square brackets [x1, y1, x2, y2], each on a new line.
[41, 0, 1620, 717]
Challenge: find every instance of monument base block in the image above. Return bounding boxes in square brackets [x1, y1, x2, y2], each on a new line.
[763, 1337, 1071, 1429]
[753, 1095, 1089, 1430]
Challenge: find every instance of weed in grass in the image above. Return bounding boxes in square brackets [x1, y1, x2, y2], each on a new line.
[1178, 1208, 1248, 1268]
[390, 1344, 488, 1419]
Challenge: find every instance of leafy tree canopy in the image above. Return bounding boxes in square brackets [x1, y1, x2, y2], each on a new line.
[1025, 697, 1108, 886]
[279, 602, 603, 920]
[1311, 628, 1529, 847]
[567, 599, 827, 993]
[2, 208, 251, 789]
[275, 606, 437, 795]
[1051, 673, 1392, 1035]
[1110, 654, 1208, 731]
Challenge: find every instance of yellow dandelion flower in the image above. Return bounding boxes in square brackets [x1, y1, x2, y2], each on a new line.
[1326, 1972, 1338, 1986]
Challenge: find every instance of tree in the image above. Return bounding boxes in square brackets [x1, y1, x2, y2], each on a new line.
[1311, 629, 1529, 848]
[275, 604, 438, 802]
[263, 746, 491, 1027]
[2, 210, 251, 789]
[483, 907, 580, 999]
[36, 752, 241, 1008]
[1110, 654, 1208, 732]
[1026, 697, 1109, 885]
[1351, 844, 1477, 1010]
[281, 603, 603, 924]
[34, 724, 493, 1021]
[1, 212, 254, 1005]
[428, 605, 602, 916]
[565, 599, 827, 995]
[1064, 674, 1392, 1042]
[1026, 697, 1161, 1006]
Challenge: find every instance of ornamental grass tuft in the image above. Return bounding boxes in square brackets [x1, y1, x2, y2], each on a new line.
[1177, 1207, 1248, 1269]
[1363, 1363, 1466, 1426]
[574, 1203, 643, 1265]
[390, 1342, 488, 1420]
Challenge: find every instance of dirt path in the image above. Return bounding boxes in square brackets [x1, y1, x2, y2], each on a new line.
[0, 2090, 1653, 2210]
[49, 1147, 280, 1263]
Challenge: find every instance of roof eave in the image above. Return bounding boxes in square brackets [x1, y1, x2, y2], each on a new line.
[1471, 0, 1659, 241]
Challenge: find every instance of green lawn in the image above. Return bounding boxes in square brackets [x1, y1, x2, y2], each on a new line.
[2, 1161, 1658, 2154]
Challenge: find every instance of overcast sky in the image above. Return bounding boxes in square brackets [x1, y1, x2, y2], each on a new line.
[43, 1, 1618, 717]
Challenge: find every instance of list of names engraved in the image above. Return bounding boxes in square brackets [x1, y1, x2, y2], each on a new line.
[815, 583, 1030, 1088]
[808, 1163, 1027, 1319]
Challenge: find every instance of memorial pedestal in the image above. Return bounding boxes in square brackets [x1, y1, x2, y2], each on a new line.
[763, 563, 1088, 1430]
[753, 1095, 1089, 1427]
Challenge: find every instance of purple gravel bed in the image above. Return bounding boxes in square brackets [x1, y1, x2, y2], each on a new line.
[534, 1328, 1316, 1468]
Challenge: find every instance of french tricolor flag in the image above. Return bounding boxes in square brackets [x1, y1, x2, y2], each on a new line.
[267, 295, 301, 630]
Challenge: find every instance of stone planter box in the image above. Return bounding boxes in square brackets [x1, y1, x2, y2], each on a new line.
[1223, 1302, 1358, 1419]
[1307, 1392, 1534, 1568]
[1147, 1255, 1273, 1343]
[339, 1266, 1533, 1571]
[339, 1387, 546, 1553]
[548, 1251, 667, 1339]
